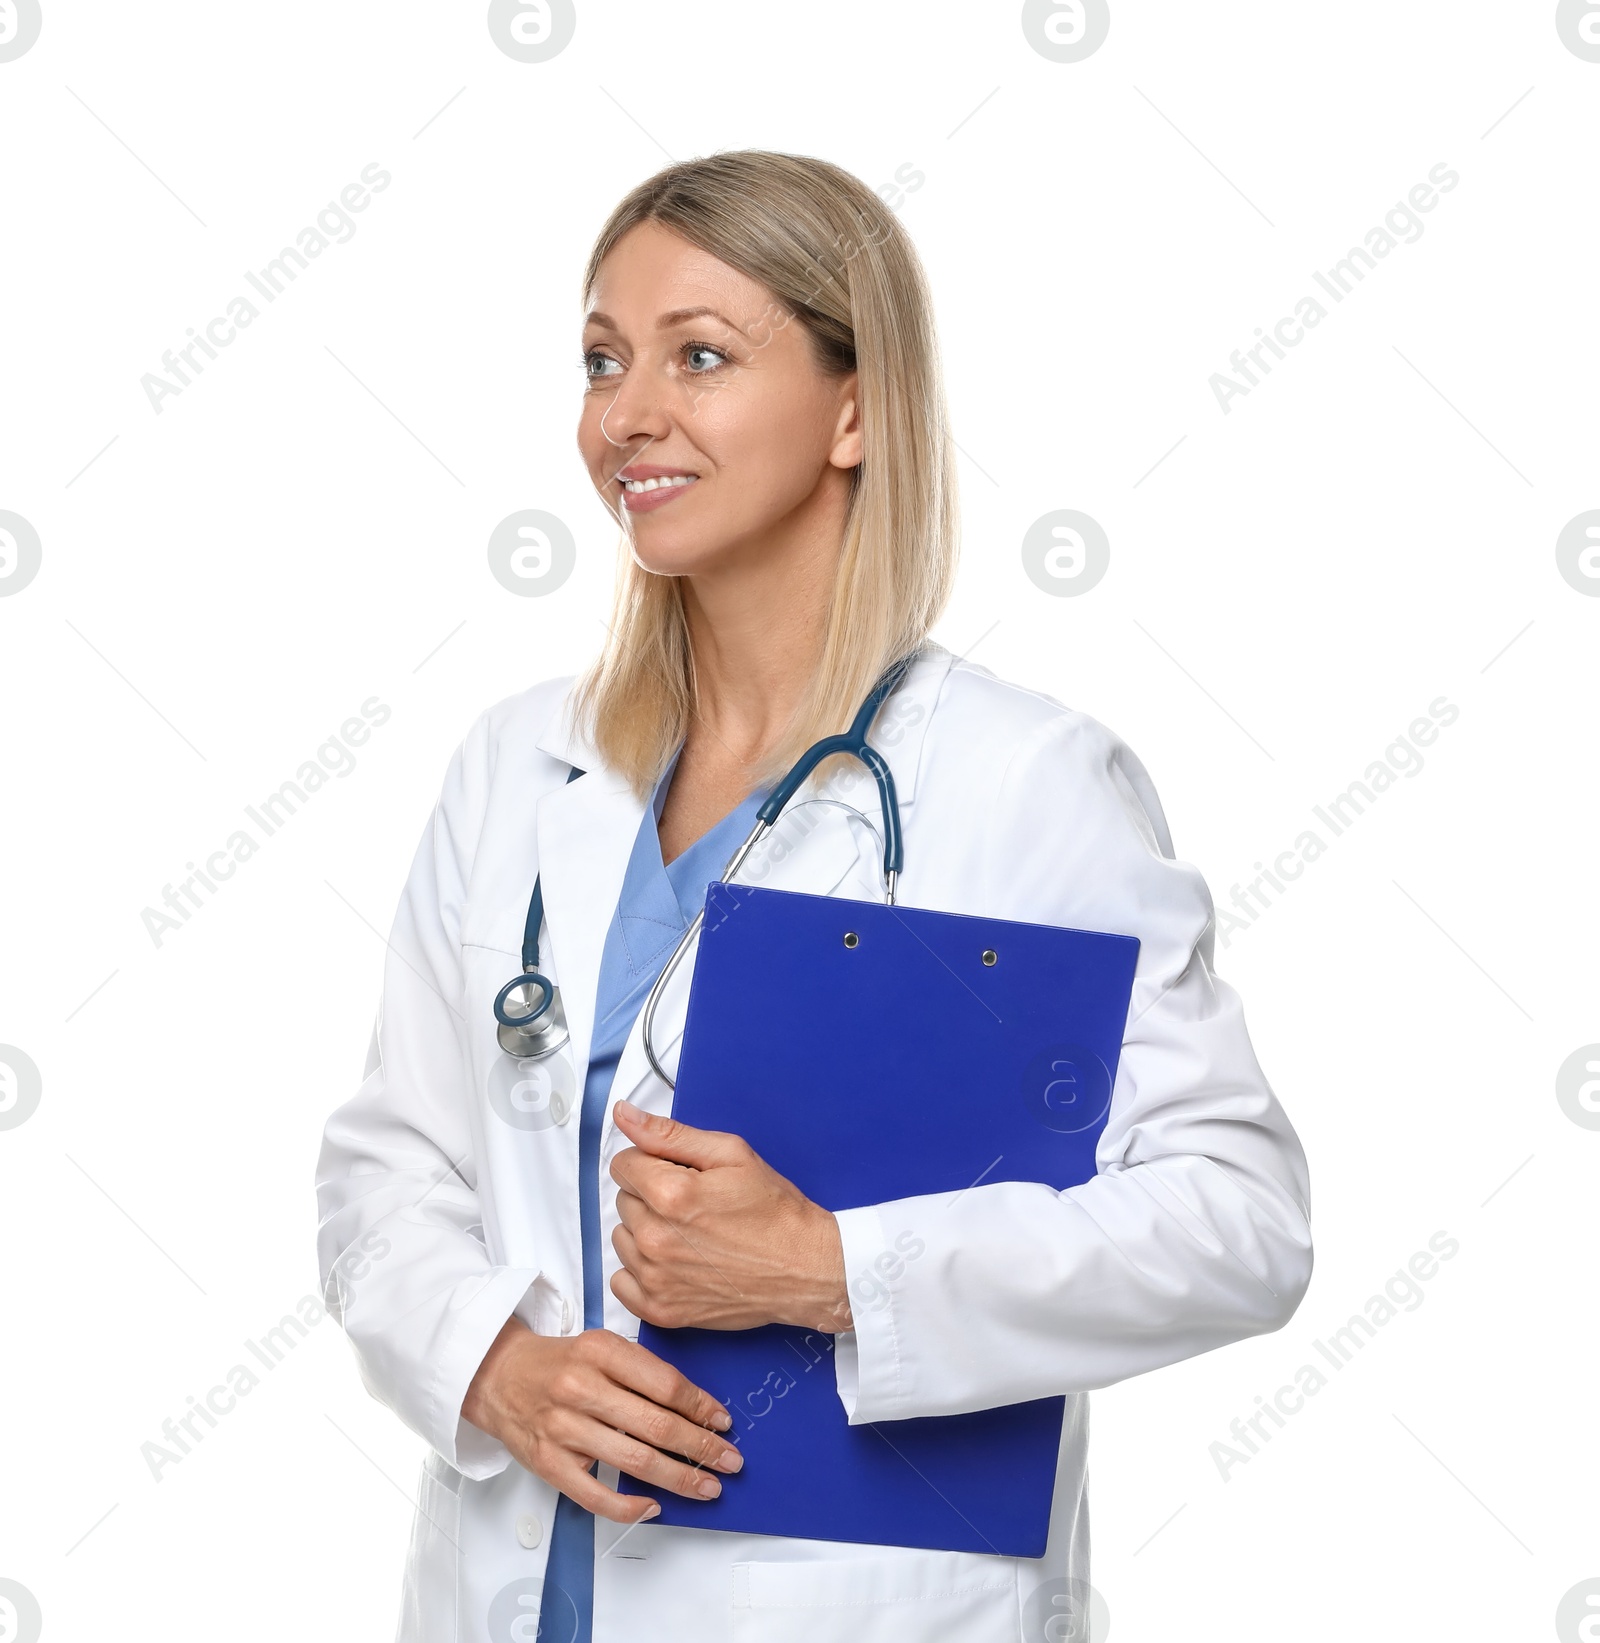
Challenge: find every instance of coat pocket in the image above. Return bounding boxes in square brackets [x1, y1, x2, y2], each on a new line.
[729, 1550, 1019, 1643]
[397, 1451, 462, 1643]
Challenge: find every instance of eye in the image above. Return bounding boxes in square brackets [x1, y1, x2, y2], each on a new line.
[581, 349, 621, 381]
[682, 340, 730, 374]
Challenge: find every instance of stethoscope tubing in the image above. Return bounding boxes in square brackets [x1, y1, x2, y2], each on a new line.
[496, 650, 918, 1084]
[639, 653, 914, 1088]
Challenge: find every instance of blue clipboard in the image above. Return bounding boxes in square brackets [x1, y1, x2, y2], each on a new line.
[617, 881, 1140, 1557]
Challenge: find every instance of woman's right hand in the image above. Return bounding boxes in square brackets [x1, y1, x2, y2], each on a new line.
[461, 1317, 743, 1523]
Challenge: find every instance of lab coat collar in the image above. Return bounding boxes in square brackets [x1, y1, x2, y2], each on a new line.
[528, 640, 956, 1107]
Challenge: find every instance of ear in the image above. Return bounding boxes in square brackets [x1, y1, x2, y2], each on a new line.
[827, 371, 862, 471]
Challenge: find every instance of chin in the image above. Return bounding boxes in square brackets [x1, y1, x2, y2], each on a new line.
[627, 530, 721, 576]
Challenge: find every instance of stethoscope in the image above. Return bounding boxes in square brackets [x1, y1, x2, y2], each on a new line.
[492, 650, 916, 1089]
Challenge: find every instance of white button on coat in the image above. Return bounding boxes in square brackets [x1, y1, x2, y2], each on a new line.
[515, 1513, 542, 1550]
[314, 641, 1314, 1643]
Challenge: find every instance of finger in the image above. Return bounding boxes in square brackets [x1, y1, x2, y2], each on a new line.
[611, 1265, 670, 1329]
[596, 1331, 733, 1434]
[611, 1223, 643, 1279]
[571, 1362, 742, 1476]
[609, 1150, 694, 1212]
[547, 1452, 663, 1525]
[577, 1414, 730, 1503]
[609, 1150, 695, 1217]
[613, 1186, 647, 1232]
[613, 1101, 744, 1169]
[608, 1144, 645, 1193]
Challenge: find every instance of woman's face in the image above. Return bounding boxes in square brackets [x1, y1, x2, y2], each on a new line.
[577, 220, 861, 576]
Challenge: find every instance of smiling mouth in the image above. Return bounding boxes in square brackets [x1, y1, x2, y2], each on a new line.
[616, 472, 699, 512]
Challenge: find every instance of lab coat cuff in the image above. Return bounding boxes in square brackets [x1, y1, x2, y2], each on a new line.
[431, 1265, 541, 1480]
[830, 1204, 906, 1424]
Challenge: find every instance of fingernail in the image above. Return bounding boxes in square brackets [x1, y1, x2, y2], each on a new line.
[715, 1448, 743, 1473]
[641, 1502, 661, 1520]
[697, 1475, 722, 1498]
[711, 1410, 732, 1431]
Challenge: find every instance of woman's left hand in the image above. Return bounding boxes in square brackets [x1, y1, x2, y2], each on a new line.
[609, 1100, 853, 1335]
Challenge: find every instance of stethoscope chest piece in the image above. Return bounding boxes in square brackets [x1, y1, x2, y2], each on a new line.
[494, 968, 570, 1060]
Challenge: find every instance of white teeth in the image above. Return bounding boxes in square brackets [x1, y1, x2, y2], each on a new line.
[622, 474, 696, 493]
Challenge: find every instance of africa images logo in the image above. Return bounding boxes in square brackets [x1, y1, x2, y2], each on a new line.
[1556, 0, 1600, 60]
[0, 1046, 42, 1132]
[0, 1579, 43, 1643]
[0, 0, 42, 62]
[0, 511, 42, 597]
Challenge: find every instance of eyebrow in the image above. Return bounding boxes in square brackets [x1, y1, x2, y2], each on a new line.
[584, 306, 746, 336]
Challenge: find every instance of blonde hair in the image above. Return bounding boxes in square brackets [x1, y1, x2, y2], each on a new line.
[568, 149, 959, 799]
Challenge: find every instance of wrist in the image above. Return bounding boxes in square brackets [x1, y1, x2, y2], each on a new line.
[462, 1315, 533, 1438]
[793, 1205, 853, 1335]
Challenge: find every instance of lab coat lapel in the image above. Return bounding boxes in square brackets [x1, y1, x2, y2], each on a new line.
[529, 730, 646, 1096]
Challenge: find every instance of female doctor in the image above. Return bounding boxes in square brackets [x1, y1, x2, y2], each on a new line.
[314, 149, 1313, 1643]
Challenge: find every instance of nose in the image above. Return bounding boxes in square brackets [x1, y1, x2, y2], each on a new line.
[596, 363, 674, 452]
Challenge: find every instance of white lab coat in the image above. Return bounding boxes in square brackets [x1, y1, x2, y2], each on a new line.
[314, 639, 1313, 1643]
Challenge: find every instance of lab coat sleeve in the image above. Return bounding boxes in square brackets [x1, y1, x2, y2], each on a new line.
[830, 708, 1314, 1424]
[314, 708, 537, 1479]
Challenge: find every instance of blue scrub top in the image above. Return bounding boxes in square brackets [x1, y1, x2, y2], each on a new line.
[540, 752, 768, 1643]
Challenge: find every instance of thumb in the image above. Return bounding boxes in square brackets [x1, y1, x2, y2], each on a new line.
[613, 1100, 740, 1169]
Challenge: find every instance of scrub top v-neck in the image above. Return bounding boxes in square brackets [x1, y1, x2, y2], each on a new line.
[539, 754, 769, 1643]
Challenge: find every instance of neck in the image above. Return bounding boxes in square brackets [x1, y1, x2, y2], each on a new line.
[677, 476, 851, 764]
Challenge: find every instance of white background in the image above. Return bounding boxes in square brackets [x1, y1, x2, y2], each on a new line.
[1, 2, 1597, 1639]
